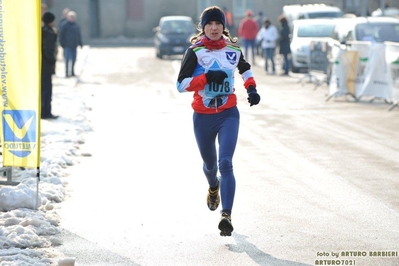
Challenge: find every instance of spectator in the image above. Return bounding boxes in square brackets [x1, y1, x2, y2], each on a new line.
[238, 10, 259, 65]
[41, 4, 48, 27]
[58, 8, 70, 31]
[41, 12, 58, 119]
[256, 18, 279, 74]
[255, 11, 264, 55]
[278, 15, 291, 75]
[41, 3, 48, 15]
[255, 11, 264, 30]
[223, 7, 235, 34]
[59, 11, 83, 77]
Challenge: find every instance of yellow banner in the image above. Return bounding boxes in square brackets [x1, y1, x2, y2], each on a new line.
[0, 0, 41, 168]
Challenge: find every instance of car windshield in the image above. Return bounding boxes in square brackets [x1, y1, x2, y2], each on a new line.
[161, 20, 194, 34]
[308, 11, 343, 18]
[356, 23, 399, 42]
[297, 24, 335, 37]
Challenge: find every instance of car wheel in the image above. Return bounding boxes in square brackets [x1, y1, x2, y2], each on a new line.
[291, 65, 300, 73]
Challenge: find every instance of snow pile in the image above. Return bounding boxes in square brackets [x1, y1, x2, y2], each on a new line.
[0, 79, 91, 265]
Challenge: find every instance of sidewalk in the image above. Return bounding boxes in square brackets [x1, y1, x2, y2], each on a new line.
[85, 36, 154, 47]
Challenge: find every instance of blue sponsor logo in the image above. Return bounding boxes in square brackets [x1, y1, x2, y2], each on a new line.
[225, 52, 237, 65]
[2, 110, 37, 158]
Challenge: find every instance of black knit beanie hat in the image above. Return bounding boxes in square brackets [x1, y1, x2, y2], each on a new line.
[201, 7, 225, 29]
[42, 12, 55, 24]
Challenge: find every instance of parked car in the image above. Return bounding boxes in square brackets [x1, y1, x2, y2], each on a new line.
[372, 7, 399, 19]
[153, 16, 196, 59]
[323, 17, 399, 84]
[290, 18, 338, 73]
[331, 16, 399, 44]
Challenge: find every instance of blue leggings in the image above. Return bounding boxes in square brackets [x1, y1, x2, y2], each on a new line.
[193, 106, 239, 214]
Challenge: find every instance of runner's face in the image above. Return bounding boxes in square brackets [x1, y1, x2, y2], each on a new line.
[204, 21, 223, 41]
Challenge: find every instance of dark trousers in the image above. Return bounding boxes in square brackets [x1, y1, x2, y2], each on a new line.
[282, 53, 291, 74]
[41, 73, 53, 117]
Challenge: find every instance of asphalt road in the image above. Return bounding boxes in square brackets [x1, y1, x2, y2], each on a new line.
[55, 46, 399, 266]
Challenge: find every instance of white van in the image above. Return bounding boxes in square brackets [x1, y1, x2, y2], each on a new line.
[283, 4, 343, 32]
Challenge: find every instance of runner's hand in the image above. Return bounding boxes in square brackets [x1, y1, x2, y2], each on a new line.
[247, 86, 260, 106]
[206, 70, 227, 85]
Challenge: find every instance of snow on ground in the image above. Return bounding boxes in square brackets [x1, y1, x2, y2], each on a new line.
[0, 66, 92, 265]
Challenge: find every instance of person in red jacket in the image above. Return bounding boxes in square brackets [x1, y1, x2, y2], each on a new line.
[238, 10, 259, 65]
[223, 7, 234, 34]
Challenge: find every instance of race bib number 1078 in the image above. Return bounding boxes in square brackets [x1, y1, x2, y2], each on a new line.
[205, 69, 233, 97]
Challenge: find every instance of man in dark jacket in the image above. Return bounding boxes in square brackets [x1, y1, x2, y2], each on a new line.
[41, 12, 58, 119]
[278, 15, 291, 75]
[59, 11, 82, 77]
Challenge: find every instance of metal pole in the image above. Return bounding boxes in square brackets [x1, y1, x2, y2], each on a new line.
[35, 167, 40, 210]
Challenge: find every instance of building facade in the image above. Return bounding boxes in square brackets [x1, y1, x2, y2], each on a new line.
[43, 0, 394, 41]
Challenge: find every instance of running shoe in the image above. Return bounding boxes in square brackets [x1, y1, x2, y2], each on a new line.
[206, 181, 220, 211]
[218, 212, 233, 236]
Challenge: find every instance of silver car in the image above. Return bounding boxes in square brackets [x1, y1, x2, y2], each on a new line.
[290, 19, 337, 73]
[331, 16, 399, 44]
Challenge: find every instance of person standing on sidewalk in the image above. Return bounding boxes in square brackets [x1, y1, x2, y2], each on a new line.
[255, 11, 264, 56]
[41, 12, 59, 119]
[59, 10, 83, 77]
[223, 7, 234, 35]
[278, 15, 291, 75]
[256, 18, 279, 75]
[58, 7, 70, 31]
[177, 6, 260, 236]
[238, 10, 259, 65]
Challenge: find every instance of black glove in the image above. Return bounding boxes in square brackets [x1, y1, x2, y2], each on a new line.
[247, 86, 260, 106]
[205, 70, 227, 85]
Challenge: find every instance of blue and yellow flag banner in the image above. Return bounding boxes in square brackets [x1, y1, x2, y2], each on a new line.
[0, 0, 41, 168]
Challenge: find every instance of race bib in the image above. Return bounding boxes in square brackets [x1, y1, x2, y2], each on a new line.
[204, 69, 233, 97]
